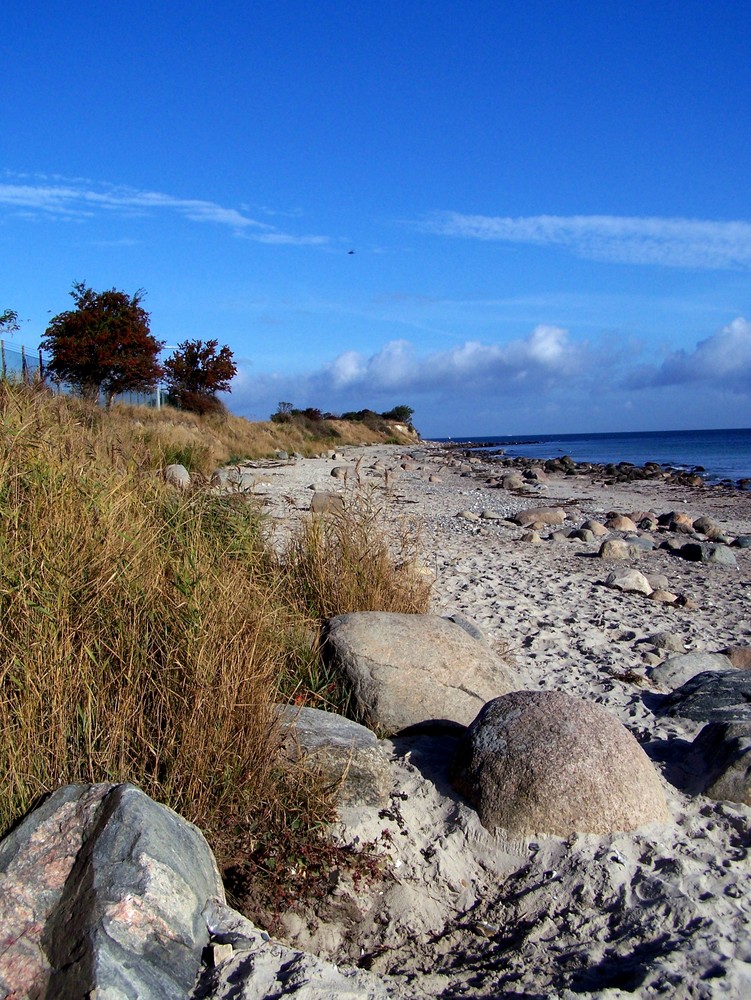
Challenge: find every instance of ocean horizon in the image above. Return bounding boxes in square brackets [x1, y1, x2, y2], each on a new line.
[434, 427, 751, 485]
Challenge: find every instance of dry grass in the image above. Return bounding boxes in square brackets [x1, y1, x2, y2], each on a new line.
[110, 402, 418, 475]
[282, 477, 431, 622]
[0, 384, 429, 889]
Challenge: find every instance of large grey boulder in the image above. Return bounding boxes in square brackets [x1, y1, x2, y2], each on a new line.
[662, 670, 751, 724]
[649, 652, 733, 690]
[451, 691, 669, 837]
[679, 542, 738, 567]
[276, 705, 392, 807]
[688, 721, 751, 805]
[0, 783, 223, 999]
[322, 612, 520, 735]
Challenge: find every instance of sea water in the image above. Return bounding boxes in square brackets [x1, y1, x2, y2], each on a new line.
[438, 428, 751, 485]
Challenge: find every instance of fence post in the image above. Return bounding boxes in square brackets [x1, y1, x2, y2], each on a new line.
[0, 340, 5, 381]
[38, 349, 44, 380]
[21, 345, 27, 383]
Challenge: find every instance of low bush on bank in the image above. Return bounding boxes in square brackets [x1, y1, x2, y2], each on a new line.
[0, 383, 428, 912]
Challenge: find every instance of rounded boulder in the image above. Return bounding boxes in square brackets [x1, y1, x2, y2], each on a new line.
[451, 690, 669, 837]
[322, 612, 520, 735]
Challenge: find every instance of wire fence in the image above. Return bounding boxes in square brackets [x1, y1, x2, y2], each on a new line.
[0, 340, 164, 408]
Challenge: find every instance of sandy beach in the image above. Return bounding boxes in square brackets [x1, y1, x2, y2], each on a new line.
[245, 441, 751, 999]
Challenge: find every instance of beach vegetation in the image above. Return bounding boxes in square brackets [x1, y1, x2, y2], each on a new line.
[0, 309, 20, 337]
[272, 402, 417, 437]
[381, 404, 414, 425]
[163, 337, 237, 415]
[41, 282, 164, 405]
[0, 381, 428, 919]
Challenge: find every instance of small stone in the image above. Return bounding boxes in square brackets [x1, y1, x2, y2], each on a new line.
[604, 569, 653, 595]
[650, 590, 679, 604]
[457, 510, 481, 522]
[210, 943, 234, 967]
[164, 464, 190, 489]
[570, 528, 596, 543]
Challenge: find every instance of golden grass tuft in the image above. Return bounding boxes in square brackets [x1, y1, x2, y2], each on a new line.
[0, 383, 429, 887]
[281, 479, 430, 621]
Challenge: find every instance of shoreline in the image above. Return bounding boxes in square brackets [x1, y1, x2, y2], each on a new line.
[433, 438, 751, 492]
[246, 441, 751, 997]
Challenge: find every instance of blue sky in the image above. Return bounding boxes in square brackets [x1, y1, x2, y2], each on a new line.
[2, 1, 750, 437]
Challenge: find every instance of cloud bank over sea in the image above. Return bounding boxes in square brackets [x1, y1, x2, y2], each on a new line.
[232, 317, 751, 436]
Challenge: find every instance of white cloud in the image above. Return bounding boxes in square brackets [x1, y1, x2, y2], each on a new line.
[232, 319, 751, 434]
[422, 212, 751, 270]
[255, 324, 582, 405]
[0, 176, 330, 246]
[628, 317, 751, 390]
[328, 350, 366, 387]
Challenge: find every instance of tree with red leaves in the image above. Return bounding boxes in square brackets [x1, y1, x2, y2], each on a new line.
[163, 338, 237, 415]
[41, 282, 163, 405]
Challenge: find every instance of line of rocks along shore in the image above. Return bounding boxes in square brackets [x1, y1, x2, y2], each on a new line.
[434, 440, 751, 491]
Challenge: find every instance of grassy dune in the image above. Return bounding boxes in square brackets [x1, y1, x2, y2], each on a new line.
[0, 384, 429, 879]
[110, 400, 419, 476]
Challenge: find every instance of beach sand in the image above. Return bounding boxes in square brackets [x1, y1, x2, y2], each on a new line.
[243, 442, 751, 998]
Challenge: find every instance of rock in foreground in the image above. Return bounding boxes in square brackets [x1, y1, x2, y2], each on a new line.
[322, 612, 520, 735]
[451, 690, 669, 836]
[0, 783, 223, 999]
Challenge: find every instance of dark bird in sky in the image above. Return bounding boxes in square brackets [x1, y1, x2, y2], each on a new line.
[348, 249, 355, 254]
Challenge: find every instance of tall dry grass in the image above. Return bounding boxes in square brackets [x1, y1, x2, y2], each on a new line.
[0, 384, 429, 859]
[0, 385, 299, 834]
[111, 402, 418, 475]
[282, 477, 430, 621]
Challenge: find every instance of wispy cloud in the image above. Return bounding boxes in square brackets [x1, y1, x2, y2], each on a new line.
[0, 175, 331, 247]
[421, 212, 751, 270]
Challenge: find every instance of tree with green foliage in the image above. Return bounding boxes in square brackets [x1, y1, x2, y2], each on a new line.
[381, 404, 414, 425]
[0, 310, 20, 337]
[41, 283, 163, 405]
[163, 338, 237, 415]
